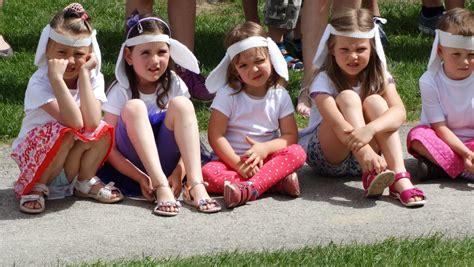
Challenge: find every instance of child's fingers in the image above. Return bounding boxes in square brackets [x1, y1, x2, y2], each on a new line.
[245, 153, 257, 164]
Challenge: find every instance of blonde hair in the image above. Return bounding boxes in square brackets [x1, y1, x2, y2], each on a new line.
[223, 21, 286, 93]
[322, 8, 386, 100]
[438, 8, 474, 36]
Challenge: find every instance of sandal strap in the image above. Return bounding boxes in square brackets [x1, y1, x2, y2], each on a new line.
[157, 200, 181, 208]
[31, 183, 49, 197]
[394, 171, 411, 182]
[97, 182, 119, 199]
[186, 181, 208, 193]
[75, 176, 102, 194]
[399, 187, 425, 202]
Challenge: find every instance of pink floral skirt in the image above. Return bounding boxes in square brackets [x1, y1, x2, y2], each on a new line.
[407, 124, 474, 178]
[11, 121, 114, 198]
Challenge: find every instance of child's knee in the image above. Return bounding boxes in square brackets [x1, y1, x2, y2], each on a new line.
[336, 90, 361, 107]
[286, 144, 307, 166]
[363, 94, 387, 110]
[122, 99, 147, 119]
[62, 132, 76, 150]
[168, 96, 194, 113]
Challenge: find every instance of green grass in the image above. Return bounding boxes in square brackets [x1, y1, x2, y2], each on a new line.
[79, 235, 474, 266]
[1, 1, 473, 140]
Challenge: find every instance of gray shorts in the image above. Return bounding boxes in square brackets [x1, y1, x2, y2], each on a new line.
[305, 124, 362, 177]
[264, 0, 302, 29]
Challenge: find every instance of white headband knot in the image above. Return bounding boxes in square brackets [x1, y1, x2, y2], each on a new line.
[116, 17, 200, 88]
[34, 24, 102, 75]
[205, 36, 289, 93]
[428, 29, 474, 73]
[312, 23, 387, 71]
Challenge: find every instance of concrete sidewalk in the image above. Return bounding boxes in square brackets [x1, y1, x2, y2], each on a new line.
[0, 125, 473, 266]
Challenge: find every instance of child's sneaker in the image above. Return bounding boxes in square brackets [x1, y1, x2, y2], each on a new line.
[176, 66, 215, 102]
[416, 157, 450, 181]
[267, 172, 300, 197]
[277, 42, 303, 71]
[223, 181, 258, 208]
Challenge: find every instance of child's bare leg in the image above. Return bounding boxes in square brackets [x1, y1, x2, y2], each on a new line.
[362, 95, 422, 202]
[121, 100, 177, 212]
[22, 132, 75, 210]
[164, 96, 215, 210]
[242, 0, 260, 23]
[63, 132, 121, 198]
[332, 90, 382, 171]
[410, 140, 437, 163]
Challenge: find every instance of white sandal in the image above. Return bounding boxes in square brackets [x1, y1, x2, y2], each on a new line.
[75, 176, 123, 203]
[19, 183, 49, 214]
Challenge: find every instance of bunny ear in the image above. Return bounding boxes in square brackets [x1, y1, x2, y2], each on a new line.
[205, 54, 231, 94]
[427, 30, 442, 73]
[169, 38, 200, 74]
[266, 37, 288, 81]
[312, 24, 332, 70]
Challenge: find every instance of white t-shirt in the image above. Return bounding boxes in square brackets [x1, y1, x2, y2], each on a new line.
[103, 71, 190, 116]
[12, 65, 107, 149]
[420, 67, 474, 142]
[211, 85, 294, 156]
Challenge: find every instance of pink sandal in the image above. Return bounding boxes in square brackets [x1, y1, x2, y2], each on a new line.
[362, 170, 395, 198]
[389, 172, 426, 207]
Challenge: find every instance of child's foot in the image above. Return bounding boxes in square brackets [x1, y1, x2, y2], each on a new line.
[417, 157, 450, 181]
[389, 172, 426, 207]
[183, 181, 221, 213]
[75, 176, 123, 203]
[153, 183, 181, 216]
[20, 183, 49, 214]
[296, 85, 311, 117]
[268, 172, 300, 197]
[224, 181, 257, 208]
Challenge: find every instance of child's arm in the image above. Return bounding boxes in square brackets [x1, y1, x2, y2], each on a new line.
[243, 114, 298, 168]
[103, 112, 155, 201]
[42, 58, 83, 129]
[208, 109, 258, 178]
[168, 158, 185, 197]
[432, 122, 474, 173]
[78, 53, 102, 130]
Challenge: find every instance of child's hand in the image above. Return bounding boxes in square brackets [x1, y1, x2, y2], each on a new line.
[354, 147, 387, 173]
[48, 58, 68, 81]
[345, 125, 375, 152]
[236, 160, 259, 179]
[81, 52, 97, 72]
[168, 173, 183, 198]
[243, 136, 268, 168]
[139, 176, 155, 202]
[464, 154, 474, 173]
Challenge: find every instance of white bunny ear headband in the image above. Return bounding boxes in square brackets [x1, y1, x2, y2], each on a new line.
[427, 29, 474, 73]
[34, 24, 102, 76]
[205, 36, 289, 94]
[312, 23, 387, 71]
[115, 16, 200, 88]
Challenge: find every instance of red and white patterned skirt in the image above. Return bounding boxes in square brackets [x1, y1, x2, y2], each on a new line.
[11, 121, 114, 198]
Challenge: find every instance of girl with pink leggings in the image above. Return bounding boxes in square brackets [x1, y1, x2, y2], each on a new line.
[202, 22, 306, 208]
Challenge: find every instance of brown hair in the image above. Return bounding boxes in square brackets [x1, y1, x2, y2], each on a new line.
[223, 21, 286, 93]
[123, 13, 173, 110]
[322, 8, 387, 100]
[438, 8, 474, 36]
[50, 3, 93, 36]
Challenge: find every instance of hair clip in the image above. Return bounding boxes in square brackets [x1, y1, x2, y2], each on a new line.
[64, 3, 85, 13]
[126, 13, 140, 31]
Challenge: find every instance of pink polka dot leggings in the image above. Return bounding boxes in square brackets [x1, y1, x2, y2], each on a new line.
[202, 144, 306, 197]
